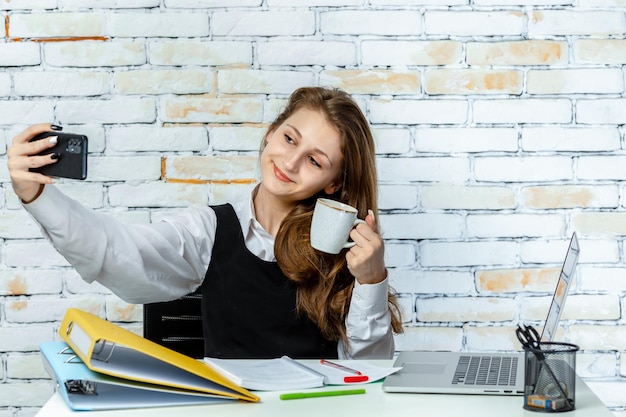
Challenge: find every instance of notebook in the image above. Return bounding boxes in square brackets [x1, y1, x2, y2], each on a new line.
[383, 232, 580, 396]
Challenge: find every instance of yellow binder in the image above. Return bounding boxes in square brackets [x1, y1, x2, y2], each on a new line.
[58, 308, 259, 403]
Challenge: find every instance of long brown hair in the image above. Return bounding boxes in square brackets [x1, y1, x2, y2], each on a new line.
[267, 87, 403, 350]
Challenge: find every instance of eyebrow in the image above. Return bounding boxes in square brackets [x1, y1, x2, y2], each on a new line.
[286, 123, 335, 167]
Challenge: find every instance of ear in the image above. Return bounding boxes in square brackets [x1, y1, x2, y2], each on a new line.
[324, 180, 341, 195]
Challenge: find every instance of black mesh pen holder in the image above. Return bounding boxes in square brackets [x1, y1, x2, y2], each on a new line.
[523, 342, 579, 413]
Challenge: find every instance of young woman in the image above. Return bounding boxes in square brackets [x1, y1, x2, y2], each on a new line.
[8, 87, 402, 359]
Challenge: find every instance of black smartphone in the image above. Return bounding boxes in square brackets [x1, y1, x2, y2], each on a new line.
[29, 131, 88, 180]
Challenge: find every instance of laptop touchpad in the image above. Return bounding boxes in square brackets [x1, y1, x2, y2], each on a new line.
[403, 363, 446, 375]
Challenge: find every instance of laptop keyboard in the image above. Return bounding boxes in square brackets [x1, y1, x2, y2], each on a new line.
[451, 355, 518, 386]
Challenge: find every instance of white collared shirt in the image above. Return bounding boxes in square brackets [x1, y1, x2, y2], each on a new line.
[24, 185, 394, 359]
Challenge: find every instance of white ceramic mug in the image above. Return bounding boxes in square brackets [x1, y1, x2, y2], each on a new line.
[310, 198, 366, 254]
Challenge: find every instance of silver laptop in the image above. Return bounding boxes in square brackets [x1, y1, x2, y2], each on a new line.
[383, 232, 580, 396]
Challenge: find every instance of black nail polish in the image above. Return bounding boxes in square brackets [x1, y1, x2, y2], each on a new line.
[51, 124, 63, 131]
[51, 153, 61, 160]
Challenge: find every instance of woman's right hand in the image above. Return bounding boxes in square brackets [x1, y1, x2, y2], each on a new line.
[7, 123, 61, 203]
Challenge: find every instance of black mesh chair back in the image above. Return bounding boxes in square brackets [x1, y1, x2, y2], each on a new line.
[143, 289, 204, 358]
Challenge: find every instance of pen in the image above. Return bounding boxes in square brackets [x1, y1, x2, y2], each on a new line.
[280, 389, 366, 400]
[319, 359, 362, 375]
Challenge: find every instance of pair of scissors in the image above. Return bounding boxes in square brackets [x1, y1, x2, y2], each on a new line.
[516, 324, 573, 410]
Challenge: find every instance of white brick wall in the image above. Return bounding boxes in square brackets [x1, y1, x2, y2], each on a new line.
[2, 2, 626, 415]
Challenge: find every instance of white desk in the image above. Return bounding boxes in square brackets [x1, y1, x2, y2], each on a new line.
[36, 375, 612, 417]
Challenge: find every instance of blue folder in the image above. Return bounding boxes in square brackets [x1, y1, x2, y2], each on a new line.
[40, 342, 230, 410]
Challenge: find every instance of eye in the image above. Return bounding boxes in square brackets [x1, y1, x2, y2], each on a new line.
[308, 155, 321, 167]
[284, 134, 295, 144]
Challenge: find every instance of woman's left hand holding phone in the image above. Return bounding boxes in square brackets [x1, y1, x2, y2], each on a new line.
[7, 123, 61, 203]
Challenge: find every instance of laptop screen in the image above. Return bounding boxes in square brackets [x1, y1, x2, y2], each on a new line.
[540, 233, 580, 342]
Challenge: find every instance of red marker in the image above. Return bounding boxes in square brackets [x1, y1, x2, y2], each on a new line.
[319, 359, 369, 383]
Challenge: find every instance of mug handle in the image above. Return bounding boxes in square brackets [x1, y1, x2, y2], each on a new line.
[342, 218, 366, 249]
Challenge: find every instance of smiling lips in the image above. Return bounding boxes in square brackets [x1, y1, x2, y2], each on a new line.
[273, 164, 293, 183]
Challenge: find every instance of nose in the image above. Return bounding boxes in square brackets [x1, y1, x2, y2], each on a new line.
[283, 150, 302, 172]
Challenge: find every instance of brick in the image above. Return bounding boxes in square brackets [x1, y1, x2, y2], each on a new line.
[521, 234, 619, 267]
[570, 325, 626, 350]
[573, 212, 626, 235]
[0, 325, 55, 351]
[377, 157, 470, 183]
[473, 99, 572, 124]
[579, 267, 626, 293]
[0, 270, 63, 295]
[88, 156, 162, 182]
[212, 10, 314, 36]
[65, 270, 113, 295]
[108, 182, 209, 207]
[521, 185, 619, 209]
[477, 268, 561, 294]
[466, 326, 521, 352]
[57, 98, 156, 124]
[416, 127, 518, 153]
[257, 40, 356, 66]
[0, 382, 53, 407]
[4, 295, 104, 323]
[164, 155, 258, 182]
[62, 0, 160, 7]
[474, 156, 572, 182]
[372, 128, 412, 154]
[574, 39, 626, 64]
[529, 10, 624, 36]
[577, 98, 626, 124]
[380, 213, 463, 240]
[467, 213, 565, 238]
[321, 70, 421, 95]
[218, 69, 315, 94]
[52, 183, 105, 209]
[390, 270, 474, 294]
[209, 126, 265, 152]
[109, 126, 208, 152]
[421, 184, 516, 210]
[425, 69, 523, 95]
[417, 297, 516, 322]
[420, 241, 518, 267]
[394, 295, 414, 324]
[114, 69, 213, 95]
[166, 0, 261, 6]
[0, 42, 40, 67]
[425, 11, 523, 36]
[362, 40, 462, 66]
[14, 71, 110, 97]
[0, 0, 55, 9]
[578, 156, 626, 180]
[7, 353, 48, 379]
[110, 12, 209, 37]
[161, 97, 263, 124]
[527, 69, 624, 94]
[378, 185, 418, 210]
[9, 12, 105, 39]
[370, 99, 468, 124]
[0, 101, 54, 124]
[149, 40, 252, 66]
[320, 10, 421, 35]
[45, 41, 146, 67]
[522, 294, 620, 321]
[384, 243, 416, 268]
[106, 298, 142, 322]
[0, 73, 10, 97]
[467, 40, 568, 65]
[522, 127, 620, 152]
[577, 353, 617, 378]
[393, 327, 463, 352]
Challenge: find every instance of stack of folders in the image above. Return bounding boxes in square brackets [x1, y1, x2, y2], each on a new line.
[40, 308, 259, 411]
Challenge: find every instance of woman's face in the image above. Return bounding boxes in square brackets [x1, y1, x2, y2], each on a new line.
[260, 107, 343, 204]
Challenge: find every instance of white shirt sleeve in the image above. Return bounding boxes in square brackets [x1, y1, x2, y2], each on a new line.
[340, 278, 395, 359]
[23, 185, 215, 303]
